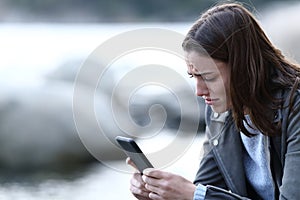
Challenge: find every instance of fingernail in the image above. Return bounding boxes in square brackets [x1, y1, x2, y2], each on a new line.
[143, 168, 153, 175]
[142, 175, 147, 182]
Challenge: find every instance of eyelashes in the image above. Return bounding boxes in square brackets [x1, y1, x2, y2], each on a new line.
[188, 74, 217, 82]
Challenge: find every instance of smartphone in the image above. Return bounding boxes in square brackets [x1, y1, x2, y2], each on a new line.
[115, 136, 154, 173]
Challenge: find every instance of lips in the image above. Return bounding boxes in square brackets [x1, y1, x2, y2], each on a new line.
[203, 97, 217, 105]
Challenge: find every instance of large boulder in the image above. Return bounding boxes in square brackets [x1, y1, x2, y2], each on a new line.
[47, 58, 206, 134]
[0, 80, 131, 172]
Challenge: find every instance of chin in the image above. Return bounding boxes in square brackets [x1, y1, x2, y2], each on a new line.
[211, 105, 228, 114]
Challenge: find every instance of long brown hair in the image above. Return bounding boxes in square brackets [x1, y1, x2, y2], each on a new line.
[182, 2, 300, 136]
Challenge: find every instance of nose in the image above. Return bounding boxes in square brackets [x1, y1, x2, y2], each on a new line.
[195, 78, 209, 97]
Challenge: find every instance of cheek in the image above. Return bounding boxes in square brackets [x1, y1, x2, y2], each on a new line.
[208, 80, 227, 96]
[223, 79, 230, 94]
[223, 69, 231, 93]
[222, 76, 231, 105]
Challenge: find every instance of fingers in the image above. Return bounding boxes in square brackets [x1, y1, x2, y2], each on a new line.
[126, 157, 139, 171]
[142, 169, 168, 189]
[143, 168, 168, 179]
[144, 183, 162, 197]
[131, 172, 146, 188]
[130, 172, 150, 198]
[127, 160, 171, 200]
[148, 192, 163, 200]
[130, 185, 150, 198]
[142, 174, 159, 187]
[142, 173, 164, 196]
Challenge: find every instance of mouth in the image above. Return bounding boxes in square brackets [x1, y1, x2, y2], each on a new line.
[203, 97, 218, 105]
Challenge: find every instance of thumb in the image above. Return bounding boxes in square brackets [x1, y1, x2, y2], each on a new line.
[126, 157, 138, 170]
[143, 168, 156, 176]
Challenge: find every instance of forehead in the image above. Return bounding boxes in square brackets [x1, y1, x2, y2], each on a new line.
[185, 51, 223, 72]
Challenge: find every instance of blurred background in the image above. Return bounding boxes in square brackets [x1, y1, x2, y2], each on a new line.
[0, 0, 299, 199]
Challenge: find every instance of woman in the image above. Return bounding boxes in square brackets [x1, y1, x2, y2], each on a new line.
[127, 2, 300, 199]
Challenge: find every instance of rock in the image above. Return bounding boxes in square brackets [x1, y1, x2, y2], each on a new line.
[0, 80, 130, 172]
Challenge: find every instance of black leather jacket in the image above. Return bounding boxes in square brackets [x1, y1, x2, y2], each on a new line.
[194, 88, 300, 200]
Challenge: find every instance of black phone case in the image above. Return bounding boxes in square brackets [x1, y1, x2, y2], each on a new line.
[115, 136, 154, 173]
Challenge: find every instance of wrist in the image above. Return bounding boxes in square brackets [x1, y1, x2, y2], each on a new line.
[185, 183, 197, 200]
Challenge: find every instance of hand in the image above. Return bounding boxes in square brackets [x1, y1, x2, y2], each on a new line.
[142, 168, 196, 200]
[127, 158, 152, 200]
[130, 172, 152, 200]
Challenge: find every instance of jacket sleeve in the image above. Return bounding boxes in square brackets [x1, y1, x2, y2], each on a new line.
[194, 144, 252, 200]
[204, 185, 251, 200]
[279, 90, 300, 199]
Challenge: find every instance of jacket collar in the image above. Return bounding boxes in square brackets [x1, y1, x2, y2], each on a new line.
[208, 111, 248, 196]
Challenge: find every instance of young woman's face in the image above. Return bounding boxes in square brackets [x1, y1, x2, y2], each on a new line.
[185, 51, 232, 113]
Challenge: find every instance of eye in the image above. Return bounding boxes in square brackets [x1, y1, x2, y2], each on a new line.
[202, 75, 216, 81]
[188, 74, 202, 79]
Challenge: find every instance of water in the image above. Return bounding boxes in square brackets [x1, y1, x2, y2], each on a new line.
[0, 163, 133, 200]
[0, 135, 204, 199]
